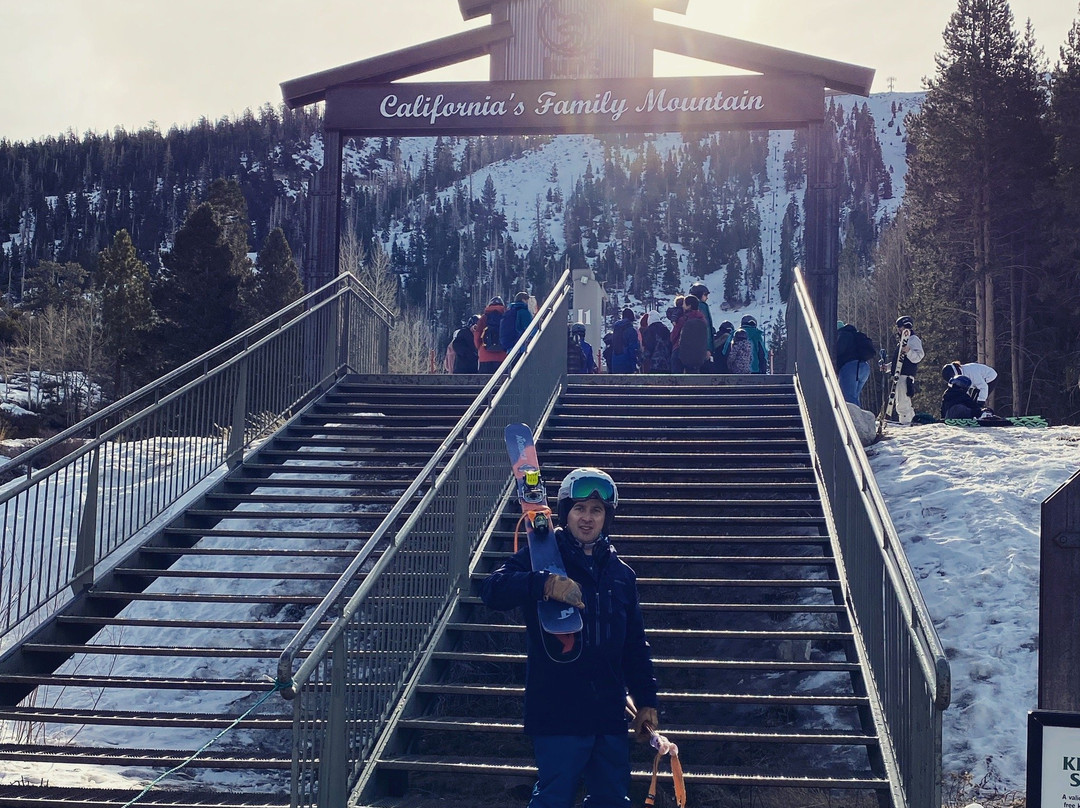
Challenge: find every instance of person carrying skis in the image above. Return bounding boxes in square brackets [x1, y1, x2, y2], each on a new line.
[882, 315, 924, 426]
[941, 360, 997, 405]
[481, 468, 659, 808]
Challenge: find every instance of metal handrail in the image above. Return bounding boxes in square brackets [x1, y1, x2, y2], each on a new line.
[789, 267, 950, 808]
[280, 270, 573, 807]
[0, 273, 391, 643]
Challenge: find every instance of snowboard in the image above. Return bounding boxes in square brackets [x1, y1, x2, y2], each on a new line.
[503, 423, 583, 661]
[943, 415, 1048, 428]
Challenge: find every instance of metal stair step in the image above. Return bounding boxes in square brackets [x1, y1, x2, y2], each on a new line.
[0, 674, 280, 691]
[0, 788, 288, 808]
[373, 754, 889, 790]
[0, 744, 290, 769]
[444, 623, 853, 642]
[0, 707, 291, 728]
[429, 650, 860, 673]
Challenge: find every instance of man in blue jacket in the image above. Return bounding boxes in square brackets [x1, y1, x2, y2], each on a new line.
[481, 467, 658, 808]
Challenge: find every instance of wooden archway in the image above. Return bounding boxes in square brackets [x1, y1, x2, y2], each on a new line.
[281, 0, 874, 341]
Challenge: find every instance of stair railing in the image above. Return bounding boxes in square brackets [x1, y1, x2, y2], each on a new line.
[0, 273, 391, 648]
[276, 270, 572, 808]
[787, 268, 950, 808]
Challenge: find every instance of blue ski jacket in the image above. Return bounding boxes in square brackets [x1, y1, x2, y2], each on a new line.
[480, 528, 658, 736]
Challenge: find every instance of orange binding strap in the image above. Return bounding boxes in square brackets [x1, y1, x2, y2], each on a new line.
[628, 700, 686, 808]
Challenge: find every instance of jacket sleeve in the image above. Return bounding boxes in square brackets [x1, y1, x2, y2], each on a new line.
[480, 545, 548, 611]
[905, 335, 925, 364]
[621, 575, 659, 709]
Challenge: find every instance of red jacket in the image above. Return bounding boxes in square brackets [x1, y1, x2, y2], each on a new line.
[474, 304, 508, 364]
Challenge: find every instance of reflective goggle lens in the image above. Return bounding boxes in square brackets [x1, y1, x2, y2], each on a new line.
[569, 476, 615, 503]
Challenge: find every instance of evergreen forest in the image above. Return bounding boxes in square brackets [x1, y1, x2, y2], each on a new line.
[1, 0, 1080, 431]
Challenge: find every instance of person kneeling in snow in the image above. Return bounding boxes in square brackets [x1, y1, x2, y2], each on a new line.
[940, 375, 984, 420]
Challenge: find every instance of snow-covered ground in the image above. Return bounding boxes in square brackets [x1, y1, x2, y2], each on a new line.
[867, 421, 1080, 795]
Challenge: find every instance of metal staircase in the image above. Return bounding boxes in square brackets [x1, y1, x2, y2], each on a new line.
[0, 379, 485, 808]
[354, 377, 892, 807]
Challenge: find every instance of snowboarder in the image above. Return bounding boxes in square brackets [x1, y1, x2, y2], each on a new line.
[671, 295, 709, 373]
[883, 315, 924, 426]
[607, 308, 640, 373]
[689, 283, 716, 369]
[567, 323, 597, 374]
[481, 467, 659, 808]
[501, 291, 534, 352]
[941, 361, 997, 405]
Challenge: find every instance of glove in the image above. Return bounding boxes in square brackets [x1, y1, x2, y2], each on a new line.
[631, 706, 658, 742]
[543, 574, 584, 609]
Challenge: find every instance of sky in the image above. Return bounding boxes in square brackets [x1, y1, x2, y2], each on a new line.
[0, 0, 1076, 144]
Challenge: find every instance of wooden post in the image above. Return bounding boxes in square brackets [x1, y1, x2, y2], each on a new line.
[307, 129, 343, 291]
[1040, 470, 1080, 711]
[804, 121, 839, 362]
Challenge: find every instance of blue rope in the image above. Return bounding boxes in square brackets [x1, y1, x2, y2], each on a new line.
[120, 679, 289, 808]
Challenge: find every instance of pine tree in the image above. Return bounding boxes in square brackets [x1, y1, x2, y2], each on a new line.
[904, 0, 1051, 413]
[246, 228, 304, 323]
[97, 229, 155, 395]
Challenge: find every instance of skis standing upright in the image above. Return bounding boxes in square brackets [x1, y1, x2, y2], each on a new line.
[877, 328, 911, 437]
[503, 423, 582, 662]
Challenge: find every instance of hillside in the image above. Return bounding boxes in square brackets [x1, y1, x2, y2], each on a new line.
[1, 92, 921, 356]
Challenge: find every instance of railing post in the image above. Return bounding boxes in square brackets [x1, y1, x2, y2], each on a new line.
[227, 359, 249, 470]
[452, 462, 472, 591]
[72, 447, 101, 592]
[318, 633, 348, 808]
[322, 309, 338, 392]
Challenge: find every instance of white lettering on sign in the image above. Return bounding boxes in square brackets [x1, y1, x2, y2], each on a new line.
[635, 87, 765, 114]
[379, 93, 515, 125]
[533, 90, 629, 121]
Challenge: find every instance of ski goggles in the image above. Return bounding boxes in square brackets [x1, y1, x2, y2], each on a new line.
[568, 475, 616, 503]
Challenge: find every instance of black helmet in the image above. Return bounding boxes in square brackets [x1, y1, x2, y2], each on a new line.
[570, 323, 586, 336]
[941, 362, 962, 382]
[467, 314, 481, 327]
[689, 283, 709, 298]
[950, 374, 973, 390]
[896, 315, 914, 330]
[557, 467, 618, 533]
[741, 315, 757, 327]
[718, 320, 734, 333]
[489, 296, 504, 306]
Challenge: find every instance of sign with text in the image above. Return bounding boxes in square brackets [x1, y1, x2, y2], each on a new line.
[1029, 711, 1080, 808]
[325, 76, 825, 136]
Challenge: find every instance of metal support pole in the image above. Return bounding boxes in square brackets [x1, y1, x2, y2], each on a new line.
[318, 633, 348, 808]
[72, 447, 101, 592]
[452, 462, 472, 592]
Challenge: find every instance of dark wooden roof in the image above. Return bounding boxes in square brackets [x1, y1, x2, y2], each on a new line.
[457, 0, 688, 22]
[651, 21, 873, 96]
[281, 23, 513, 109]
[282, 6, 873, 109]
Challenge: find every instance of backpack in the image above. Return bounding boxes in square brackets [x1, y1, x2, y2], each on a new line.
[500, 304, 521, 352]
[727, 330, 753, 374]
[482, 310, 503, 351]
[567, 333, 587, 373]
[854, 331, 876, 362]
[611, 322, 627, 355]
[648, 334, 671, 372]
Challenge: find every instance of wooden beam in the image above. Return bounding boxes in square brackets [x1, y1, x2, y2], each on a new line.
[280, 22, 513, 109]
[459, 0, 686, 22]
[650, 20, 874, 96]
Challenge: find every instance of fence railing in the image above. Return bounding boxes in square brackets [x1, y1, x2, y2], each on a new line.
[788, 268, 950, 808]
[278, 269, 573, 808]
[0, 273, 392, 646]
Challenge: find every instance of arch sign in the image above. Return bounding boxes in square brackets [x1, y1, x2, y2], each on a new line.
[326, 75, 823, 136]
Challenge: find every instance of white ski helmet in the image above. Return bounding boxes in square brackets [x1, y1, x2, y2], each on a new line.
[557, 468, 618, 532]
